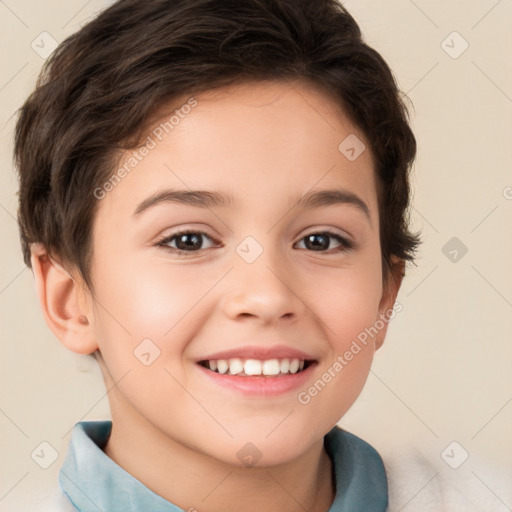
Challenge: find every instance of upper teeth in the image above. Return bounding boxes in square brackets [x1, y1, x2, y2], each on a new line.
[207, 358, 306, 376]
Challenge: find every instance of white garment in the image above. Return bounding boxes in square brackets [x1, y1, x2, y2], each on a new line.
[386, 450, 512, 512]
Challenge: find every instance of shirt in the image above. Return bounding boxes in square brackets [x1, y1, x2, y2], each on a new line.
[28, 420, 511, 512]
[56, 420, 388, 511]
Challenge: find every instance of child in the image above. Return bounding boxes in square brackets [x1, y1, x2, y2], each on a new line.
[14, 0, 434, 510]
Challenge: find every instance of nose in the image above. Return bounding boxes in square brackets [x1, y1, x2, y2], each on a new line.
[220, 245, 307, 325]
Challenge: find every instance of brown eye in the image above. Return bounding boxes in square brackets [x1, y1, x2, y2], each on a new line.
[157, 230, 218, 253]
[296, 231, 353, 252]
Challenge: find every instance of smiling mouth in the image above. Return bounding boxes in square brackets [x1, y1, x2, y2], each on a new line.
[197, 358, 316, 377]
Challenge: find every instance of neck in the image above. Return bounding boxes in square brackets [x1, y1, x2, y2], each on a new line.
[104, 393, 335, 512]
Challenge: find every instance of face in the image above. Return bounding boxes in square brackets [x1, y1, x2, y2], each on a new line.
[84, 80, 397, 466]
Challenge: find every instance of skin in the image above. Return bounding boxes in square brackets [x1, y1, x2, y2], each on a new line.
[31, 79, 403, 512]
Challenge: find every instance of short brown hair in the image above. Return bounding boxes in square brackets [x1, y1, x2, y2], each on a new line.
[14, 0, 420, 291]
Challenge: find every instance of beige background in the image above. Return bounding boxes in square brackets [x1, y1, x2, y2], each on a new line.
[1, 0, 511, 510]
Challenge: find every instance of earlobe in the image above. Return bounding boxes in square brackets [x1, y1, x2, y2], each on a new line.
[374, 258, 405, 351]
[30, 243, 98, 355]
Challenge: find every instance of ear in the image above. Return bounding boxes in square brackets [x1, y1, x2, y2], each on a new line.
[30, 243, 98, 355]
[374, 258, 405, 351]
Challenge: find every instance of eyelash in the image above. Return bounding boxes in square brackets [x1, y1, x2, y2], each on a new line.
[155, 229, 353, 256]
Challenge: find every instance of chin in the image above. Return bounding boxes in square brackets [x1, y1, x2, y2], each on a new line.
[205, 428, 319, 468]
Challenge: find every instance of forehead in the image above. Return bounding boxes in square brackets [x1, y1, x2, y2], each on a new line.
[96, 79, 377, 226]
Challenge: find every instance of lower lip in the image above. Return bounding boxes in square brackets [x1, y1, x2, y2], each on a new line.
[196, 363, 316, 397]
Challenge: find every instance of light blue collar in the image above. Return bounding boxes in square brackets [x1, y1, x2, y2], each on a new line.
[60, 421, 387, 511]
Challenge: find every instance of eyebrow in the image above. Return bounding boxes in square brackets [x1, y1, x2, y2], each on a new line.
[133, 188, 371, 223]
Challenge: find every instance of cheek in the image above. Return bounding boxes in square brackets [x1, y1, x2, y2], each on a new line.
[89, 256, 222, 377]
[92, 255, 199, 335]
[314, 263, 383, 348]
[297, 271, 382, 425]
[88, 261, 198, 421]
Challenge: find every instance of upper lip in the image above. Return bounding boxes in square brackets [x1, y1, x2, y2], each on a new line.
[196, 344, 317, 362]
